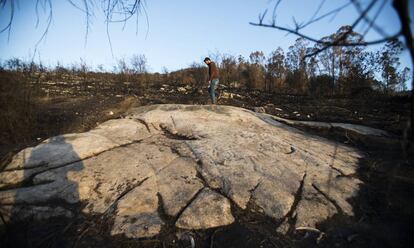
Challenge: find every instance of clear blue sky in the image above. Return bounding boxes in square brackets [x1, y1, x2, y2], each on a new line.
[0, 0, 412, 74]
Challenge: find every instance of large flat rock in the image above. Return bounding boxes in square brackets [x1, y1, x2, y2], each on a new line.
[0, 104, 364, 238]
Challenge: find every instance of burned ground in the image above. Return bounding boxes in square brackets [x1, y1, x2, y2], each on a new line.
[0, 73, 413, 248]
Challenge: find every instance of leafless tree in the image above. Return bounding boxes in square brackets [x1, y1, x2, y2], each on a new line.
[117, 57, 130, 74]
[0, 0, 147, 56]
[130, 54, 147, 74]
[250, 0, 414, 140]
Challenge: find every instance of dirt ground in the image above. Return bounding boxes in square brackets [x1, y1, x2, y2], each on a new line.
[1, 84, 413, 248]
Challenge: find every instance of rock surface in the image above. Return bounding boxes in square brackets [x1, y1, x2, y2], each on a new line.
[0, 104, 364, 238]
[175, 188, 234, 229]
[271, 114, 398, 147]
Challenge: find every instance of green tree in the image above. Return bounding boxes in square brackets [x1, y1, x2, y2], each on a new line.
[285, 38, 309, 94]
[316, 26, 364, 94]
[266, 47, 285, 92]
[377, 38, 411, 92]
[248, 51, 266, 89]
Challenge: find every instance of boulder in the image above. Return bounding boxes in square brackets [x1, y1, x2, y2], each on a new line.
[0, 104, 365, 238]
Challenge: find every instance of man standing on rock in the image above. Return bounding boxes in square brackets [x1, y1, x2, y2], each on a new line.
[204, 57, 220, 104]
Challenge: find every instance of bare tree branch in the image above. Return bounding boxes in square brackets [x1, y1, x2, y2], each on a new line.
[249, 22, 401, 49]
[33, 0, 53, 61]
[271, 0, 282, 25]
[0, 0, 147, 57]
[0, 0, 14, 41]
[352, 0, 389, 38]
[250, 0, 402, 60]
[252, 0, 414, 142]
[300, 1, 352, 30]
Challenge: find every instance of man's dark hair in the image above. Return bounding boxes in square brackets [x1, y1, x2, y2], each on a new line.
[204, 57, 211, 62]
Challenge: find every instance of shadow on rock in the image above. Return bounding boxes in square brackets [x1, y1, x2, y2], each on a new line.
[292, 147, 414, 248]
[0, 136, 83, 248]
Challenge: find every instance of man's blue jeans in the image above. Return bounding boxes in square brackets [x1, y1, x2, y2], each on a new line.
[208, 79, 219, 104]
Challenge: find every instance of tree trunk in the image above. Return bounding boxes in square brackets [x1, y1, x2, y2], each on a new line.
[393, 0, 414, 141]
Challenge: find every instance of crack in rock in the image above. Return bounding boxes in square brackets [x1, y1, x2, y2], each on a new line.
[0, 138, 148, 191]
[277, 173, 307, 234]
[103, 177, 149, 216]
[173, 186, 205, 223]
[110, 176, 163, 238]
[134, 118, 152, 133]
[155, 157, 204, 217]
[312, 183, 344, 215]
[160, 123, 200, 140]
[175, 188, 235, 230]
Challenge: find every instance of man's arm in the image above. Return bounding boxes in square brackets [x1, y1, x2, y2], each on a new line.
[207, 64, 211, 83]
[210, 62, 219, 80]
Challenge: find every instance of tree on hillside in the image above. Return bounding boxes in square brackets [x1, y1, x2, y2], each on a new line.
[116, 57, 131, 83]
[78, 58, 89, 91]
[117, 57, 130, 75]
[4, 58, 24, 72]
[314, 26, 365, 94]
[248, 51, 266, 89]
[343, 50, 378, 95]
[236, 55, 249, 88]
[250, 0, 414, 140]
[285, 38, 309, 94]
[266, 47, 286, 92]
[130, 54, 148, 74]
[220, 54, 238, 87]
[376, 39, 410, 92]
[188, 62, 206, 89]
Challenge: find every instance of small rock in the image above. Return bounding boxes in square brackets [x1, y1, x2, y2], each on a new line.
[221, 92, 230, 99]
[178, 87, 186, 93]
[109, 111, 114, 115]
[254, 107, 266, 113]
